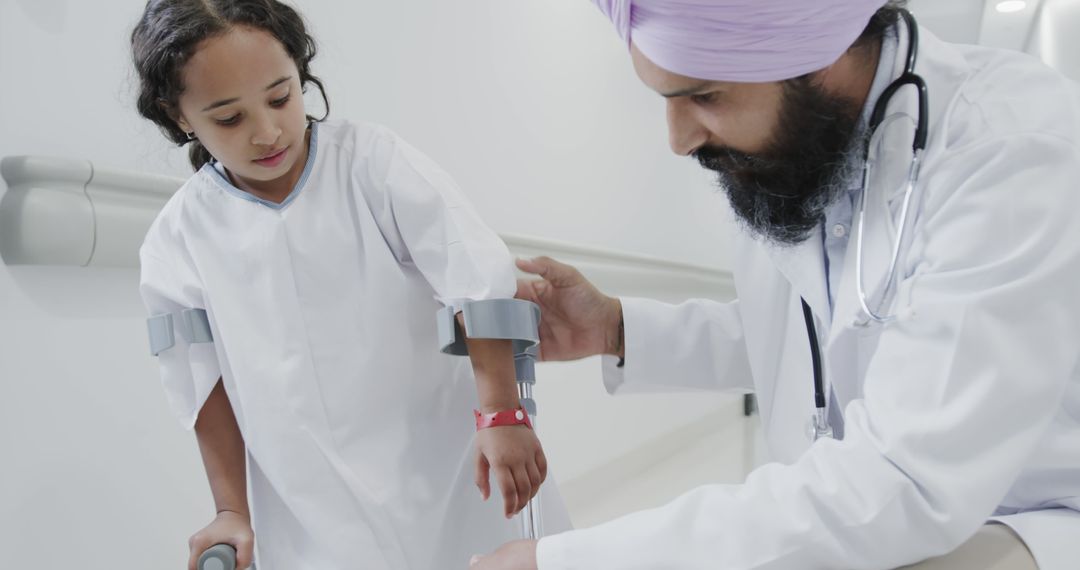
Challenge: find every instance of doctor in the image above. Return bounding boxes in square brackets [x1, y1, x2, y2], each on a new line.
[472, 0, 1080, 568]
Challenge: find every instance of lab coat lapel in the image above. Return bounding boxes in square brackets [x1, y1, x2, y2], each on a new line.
[757, 230, 829, 454]
[763, 226, 830, 331]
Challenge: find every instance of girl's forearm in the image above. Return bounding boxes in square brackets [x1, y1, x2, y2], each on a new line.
[194, 379, 250, 517]
[458, 314, 520, 413]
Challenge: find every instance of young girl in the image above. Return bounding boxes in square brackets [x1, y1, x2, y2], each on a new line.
[130, 1, 566, 568]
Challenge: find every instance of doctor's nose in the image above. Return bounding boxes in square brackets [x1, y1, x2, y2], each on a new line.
[666, 99, 709, 156]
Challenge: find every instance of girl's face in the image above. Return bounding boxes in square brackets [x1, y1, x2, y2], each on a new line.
[173, 26, 309, 198]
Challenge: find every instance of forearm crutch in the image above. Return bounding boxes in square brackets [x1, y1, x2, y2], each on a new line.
[437, 298, 545, 540]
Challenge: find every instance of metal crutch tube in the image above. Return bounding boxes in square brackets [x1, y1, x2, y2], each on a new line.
[515, 344, 543, 540]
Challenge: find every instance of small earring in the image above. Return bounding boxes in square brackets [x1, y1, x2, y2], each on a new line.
[185, 131, 196, 141]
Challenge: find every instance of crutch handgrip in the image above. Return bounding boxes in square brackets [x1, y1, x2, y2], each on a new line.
[197, 544, 237, 570]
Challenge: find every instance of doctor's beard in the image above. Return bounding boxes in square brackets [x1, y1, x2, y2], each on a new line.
[695, 76, 867, 246]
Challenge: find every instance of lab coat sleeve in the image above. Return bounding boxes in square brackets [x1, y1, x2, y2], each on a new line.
[138, 247, 222, 430]
[355, 126, 515, 310]
[601, 297, 754, 394]
[537, 133, 1080, 569]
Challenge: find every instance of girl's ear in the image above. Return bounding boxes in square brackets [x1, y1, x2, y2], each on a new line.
[176, 116, 193, 136]
[159, 98, 192, 135]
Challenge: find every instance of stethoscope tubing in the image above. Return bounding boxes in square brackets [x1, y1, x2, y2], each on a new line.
[803, 9, 928, 438]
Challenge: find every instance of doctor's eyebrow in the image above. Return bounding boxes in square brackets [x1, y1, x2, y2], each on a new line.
[200, 76, 293, 112]
[660, 81, 716, 99]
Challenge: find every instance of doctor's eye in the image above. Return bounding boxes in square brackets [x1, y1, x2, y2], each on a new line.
[690, 92, 718, 105]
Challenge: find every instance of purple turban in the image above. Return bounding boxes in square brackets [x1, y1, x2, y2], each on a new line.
[591, 0, 888, 82]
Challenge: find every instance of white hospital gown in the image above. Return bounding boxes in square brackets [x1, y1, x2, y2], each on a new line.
[139, 120, 567, 569]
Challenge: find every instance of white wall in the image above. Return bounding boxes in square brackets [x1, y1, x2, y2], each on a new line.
[0, 0, 733, 268]
[1028, 0, 1080, 80]
[0, 265, 208, 567]
[0, 1, 747, 567]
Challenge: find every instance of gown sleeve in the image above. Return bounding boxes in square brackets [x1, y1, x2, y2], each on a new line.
[352, 125, 516, 311]
[139, 244, 222, 430]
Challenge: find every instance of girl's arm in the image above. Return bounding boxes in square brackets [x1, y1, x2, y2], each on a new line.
[194, 379, 249, 517]
[353, 126, 546, 516]
[187, 379, 255, 570]
[459, 314, 547, 518]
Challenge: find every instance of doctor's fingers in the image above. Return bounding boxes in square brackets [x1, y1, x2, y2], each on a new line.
[475, 451, 492, 501]
[515, 257, 585, 288]
[497, 466, 521, 518]
[515, 278, 548, 306]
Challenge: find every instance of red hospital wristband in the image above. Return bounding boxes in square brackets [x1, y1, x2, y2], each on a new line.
[475, 408, 533, 430]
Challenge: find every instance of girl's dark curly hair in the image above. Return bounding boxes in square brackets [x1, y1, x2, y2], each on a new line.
[131, 0, 330, 171]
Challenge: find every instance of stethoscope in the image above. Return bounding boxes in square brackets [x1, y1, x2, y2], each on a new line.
[803, 8, 928, 442]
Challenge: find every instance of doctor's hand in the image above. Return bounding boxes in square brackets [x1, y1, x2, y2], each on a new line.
[187, 510, 254, 570]
[469, 539, 539, 570]
[515, 257, 623, 362]
[475, 425, 548, 518]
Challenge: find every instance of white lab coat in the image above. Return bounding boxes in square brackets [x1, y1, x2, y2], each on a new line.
[536, 25, 1080, 570]
[140, 120, 568, 570]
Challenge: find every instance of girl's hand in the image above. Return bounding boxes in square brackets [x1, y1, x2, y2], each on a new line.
[474, 425, 548, 518]
[187, 510, 254, 570]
